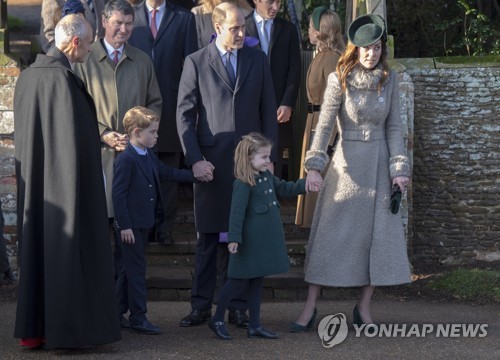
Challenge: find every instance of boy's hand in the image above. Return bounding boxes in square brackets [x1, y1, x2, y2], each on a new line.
[228, 242, 238, 253]
[121, 229, 135, 244]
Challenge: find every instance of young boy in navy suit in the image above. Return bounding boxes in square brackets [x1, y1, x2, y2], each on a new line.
[113, 106, 195, 334]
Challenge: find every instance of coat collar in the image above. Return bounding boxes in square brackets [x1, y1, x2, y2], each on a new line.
[45, 46, 71, 69]
[93, 40, 137, 63]
[208, 42, 251, 93]
[31, 52, 88, 93]
[135, 0, 177, 42]
[347, 64, 390, 90]
[245, 11, 283, 61]
[125, 144, 158, 183]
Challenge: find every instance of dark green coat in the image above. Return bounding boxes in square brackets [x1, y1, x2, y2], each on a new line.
[228, 171, 306, 279]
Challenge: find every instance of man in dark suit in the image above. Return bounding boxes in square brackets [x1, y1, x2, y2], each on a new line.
[176, 2, 278, 327]
[245, 0, 301, 178]
[128, 0, 197, 245]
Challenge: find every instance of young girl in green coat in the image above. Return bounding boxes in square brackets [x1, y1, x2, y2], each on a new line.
[208, 133, 318, 340]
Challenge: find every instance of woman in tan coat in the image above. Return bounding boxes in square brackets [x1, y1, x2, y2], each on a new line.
[291, 14, 411, 331]
[295, 7, 345, 227]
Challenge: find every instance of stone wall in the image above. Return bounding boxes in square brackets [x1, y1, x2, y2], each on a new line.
[0, 55, 20, 271]
[399, 57, 500, 265]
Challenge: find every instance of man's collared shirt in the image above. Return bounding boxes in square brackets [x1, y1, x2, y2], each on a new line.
[146, 1, 166, 31]
[253, 11, 273, 54]
[103, 38, 125, 63]
[131, 143, 148, 156]
[215, 41, 238, 74]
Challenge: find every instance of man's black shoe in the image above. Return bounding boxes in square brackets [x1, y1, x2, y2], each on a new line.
[228, 309, 249, 328]
[180, 309, 212, 327]
[208, 319, 232, 340]
[131, 319, 162, 335]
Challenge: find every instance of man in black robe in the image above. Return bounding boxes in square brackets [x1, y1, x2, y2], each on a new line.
[14, 14, 121, 349]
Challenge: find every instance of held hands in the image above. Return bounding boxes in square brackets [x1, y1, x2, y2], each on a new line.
[228, 242, 239, 253]
[393, 176, 410, 192]
[102, 131, 129, 152]
[192, 160, 215, 182]
[306, 170, 323, 193]
[277, 106, 292, 123]
[121, 229, 135, 244]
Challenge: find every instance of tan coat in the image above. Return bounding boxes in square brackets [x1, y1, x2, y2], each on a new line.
[74, 41, 162, 217]
[296, 49, 341, 227]
[303, 65, 411, 287]
[40, 0, 105, 53]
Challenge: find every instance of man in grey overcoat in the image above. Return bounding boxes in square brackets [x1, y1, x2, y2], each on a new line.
[176, 2, 277, 327]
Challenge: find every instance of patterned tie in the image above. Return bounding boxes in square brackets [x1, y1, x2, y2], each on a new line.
[225, 52, 236, 87]
[113, 50, 119, 65]
[87, 0, 94, 12]
[260, 19, 270, 55]
[151, 9, 158, 39]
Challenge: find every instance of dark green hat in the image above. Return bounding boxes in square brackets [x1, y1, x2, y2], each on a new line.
[347, 14, 387, 47]
[311, 6, 329, 31]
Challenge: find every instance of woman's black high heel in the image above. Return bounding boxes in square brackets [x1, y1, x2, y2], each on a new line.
[353, 305, 379, 332]
[289, 308, 318, 332]
[353, 305, 364, 326]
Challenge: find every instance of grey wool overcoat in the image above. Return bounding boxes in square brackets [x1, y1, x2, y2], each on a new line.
[303, 65, 411, 287]
[176, 43, 278, 233]
[227, 171, 306, 279]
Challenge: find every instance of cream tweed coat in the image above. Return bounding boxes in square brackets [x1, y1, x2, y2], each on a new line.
[303, 65, 411, 286]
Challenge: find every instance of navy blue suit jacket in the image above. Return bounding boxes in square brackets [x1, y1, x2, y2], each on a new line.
[245, 13, 301, 147]
[112, 144, 195, 230]
[128, 1, 197, 153]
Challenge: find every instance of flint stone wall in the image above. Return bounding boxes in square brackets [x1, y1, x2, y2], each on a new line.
[0, 55, 19, 271]
[398, 57, 500, 265]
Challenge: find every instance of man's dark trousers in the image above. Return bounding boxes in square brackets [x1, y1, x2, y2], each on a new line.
[191, 232, 246, 311]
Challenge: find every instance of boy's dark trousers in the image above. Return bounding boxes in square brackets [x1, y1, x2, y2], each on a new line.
[115, 227, 149, 325]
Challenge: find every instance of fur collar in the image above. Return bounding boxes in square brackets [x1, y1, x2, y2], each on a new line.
[347, 64, 389, 90]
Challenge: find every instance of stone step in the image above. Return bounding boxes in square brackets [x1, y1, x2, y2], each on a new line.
[145, 265, 364, 302]
[143, 197, 316, 301]
[145, 265, 313, 301]
[171, 197, 310, 238]
[145, 236, 309, 267]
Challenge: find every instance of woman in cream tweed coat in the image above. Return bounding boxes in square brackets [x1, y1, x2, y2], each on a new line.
[291, 14, 411, 330]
